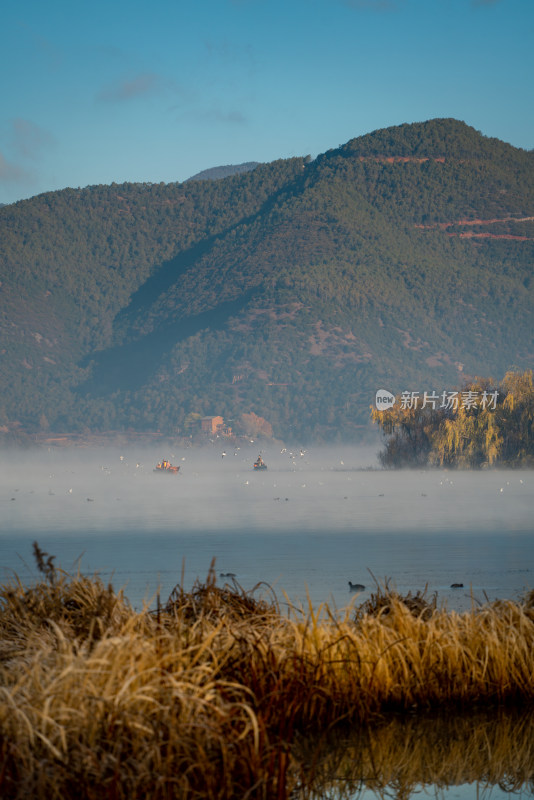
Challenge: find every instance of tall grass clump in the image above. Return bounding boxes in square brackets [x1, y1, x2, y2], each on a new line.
[1, 549, 533, 798]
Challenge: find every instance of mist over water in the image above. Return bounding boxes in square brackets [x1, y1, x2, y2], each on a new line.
[1, 444, 533, 614]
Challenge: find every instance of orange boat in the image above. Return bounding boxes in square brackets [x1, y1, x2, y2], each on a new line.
[154, 459, 180, 474]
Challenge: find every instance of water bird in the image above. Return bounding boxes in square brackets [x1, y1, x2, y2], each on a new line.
[220, 572, 236, 578]
[348, 581, 365, 591]
[450, 583, 464, 588]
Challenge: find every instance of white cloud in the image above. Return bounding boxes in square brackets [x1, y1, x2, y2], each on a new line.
[203, 108, 247, 124]
[0, 152, 31, 184]
[96, 73, 172, 103]
[11, 118, 55, 160]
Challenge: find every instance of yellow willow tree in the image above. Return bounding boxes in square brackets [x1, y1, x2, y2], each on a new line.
[429, 375, 502, 468]
[498, 370, 534, 464]
[372, 371, 533, 468]
[371, 401, 442, 467]
[430, 404, 503, 467]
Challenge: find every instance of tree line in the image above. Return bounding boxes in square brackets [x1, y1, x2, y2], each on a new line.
[372, 370, 534, 467]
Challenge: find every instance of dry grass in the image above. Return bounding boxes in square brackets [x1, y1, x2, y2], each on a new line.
[1, 550, 533, 798]
[355, 577, 438, 621]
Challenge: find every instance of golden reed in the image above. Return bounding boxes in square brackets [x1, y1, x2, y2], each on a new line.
[1, 553, 533, 798]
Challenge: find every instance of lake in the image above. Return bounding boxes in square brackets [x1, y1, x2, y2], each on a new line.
[1, 443, 533, 800]
[1, 443, 532, 615]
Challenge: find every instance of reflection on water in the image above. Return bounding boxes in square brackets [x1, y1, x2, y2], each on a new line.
[1, 446, 533, 800]
[293, 706, 534, 799]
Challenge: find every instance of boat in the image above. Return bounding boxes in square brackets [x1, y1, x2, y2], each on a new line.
[253, 455, 267, 470]
[154, 459, 180, 474]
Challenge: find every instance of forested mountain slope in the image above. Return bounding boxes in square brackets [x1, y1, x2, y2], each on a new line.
[0, 119, 532, 441]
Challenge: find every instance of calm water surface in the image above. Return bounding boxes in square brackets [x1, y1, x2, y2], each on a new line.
[1, 444, 532, 614]
[1, 445, 533, 799]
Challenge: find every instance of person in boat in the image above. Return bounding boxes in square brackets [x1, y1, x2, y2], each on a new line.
[155, 460, 180, 473]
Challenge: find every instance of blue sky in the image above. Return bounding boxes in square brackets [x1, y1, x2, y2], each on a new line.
[1, 0, 533, 205]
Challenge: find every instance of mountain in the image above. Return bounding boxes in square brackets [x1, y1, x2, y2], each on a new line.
[0, 118, 532, 442]
[185, 162, 261, 182]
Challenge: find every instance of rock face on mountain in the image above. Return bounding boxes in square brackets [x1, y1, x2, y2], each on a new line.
[0, 118, 532, 441]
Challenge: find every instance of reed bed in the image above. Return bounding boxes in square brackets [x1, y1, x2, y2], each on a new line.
[1, 549, 533, 798]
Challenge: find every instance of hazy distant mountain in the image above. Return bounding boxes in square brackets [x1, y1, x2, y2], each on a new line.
[185, 162, 261, 182]
[0, 119, 532, 441]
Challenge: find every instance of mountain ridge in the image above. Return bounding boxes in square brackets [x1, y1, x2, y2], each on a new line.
[0, 118, 532, 441]
[185, 162, 261, 182]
